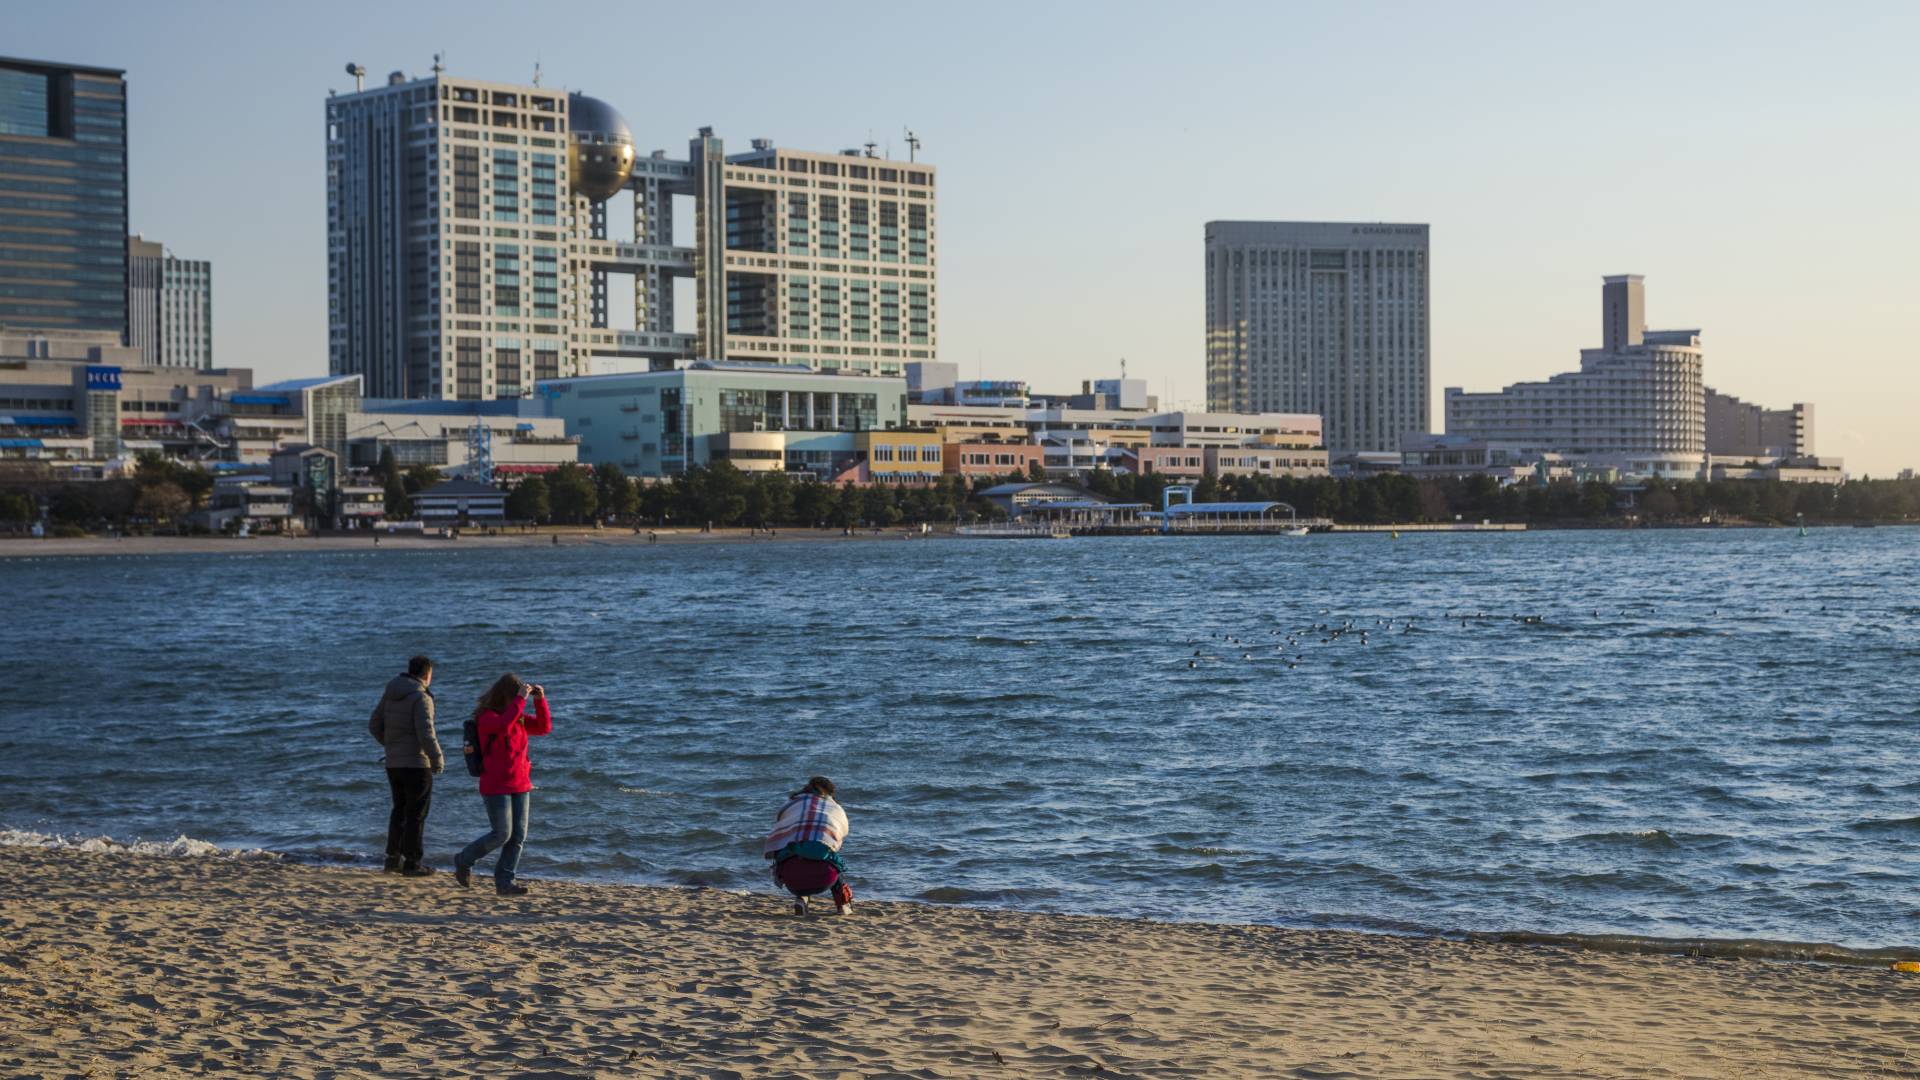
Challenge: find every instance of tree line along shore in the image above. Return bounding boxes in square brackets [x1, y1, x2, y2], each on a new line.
[2, 450, 1917, 538]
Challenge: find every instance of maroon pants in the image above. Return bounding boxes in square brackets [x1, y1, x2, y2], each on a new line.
[776, 857, 853, 907]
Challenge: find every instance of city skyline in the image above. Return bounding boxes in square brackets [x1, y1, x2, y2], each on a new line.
[7, 0, 1917, 474]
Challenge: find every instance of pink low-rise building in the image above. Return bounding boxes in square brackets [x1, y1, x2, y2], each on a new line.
[945, 441, 1042, 479]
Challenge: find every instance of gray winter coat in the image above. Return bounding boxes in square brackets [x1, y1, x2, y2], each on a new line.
[368, 674, 443, 771]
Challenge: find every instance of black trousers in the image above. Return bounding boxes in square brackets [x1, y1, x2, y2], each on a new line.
[384, 767, 433, 866]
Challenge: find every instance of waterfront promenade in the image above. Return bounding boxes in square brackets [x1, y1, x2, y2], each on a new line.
[0, 527, 950, 558]
[6, 844, 1917, 1078]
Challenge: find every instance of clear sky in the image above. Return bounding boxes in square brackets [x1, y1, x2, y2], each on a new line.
[14, 0, 1918, 474]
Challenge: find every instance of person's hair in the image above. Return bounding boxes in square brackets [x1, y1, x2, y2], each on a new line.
[474, 672, 526, 720]
[795, 776, 835, 799]
[407, 655, 434, 678]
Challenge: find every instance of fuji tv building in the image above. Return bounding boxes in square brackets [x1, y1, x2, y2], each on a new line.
[326, 62, 939, 402]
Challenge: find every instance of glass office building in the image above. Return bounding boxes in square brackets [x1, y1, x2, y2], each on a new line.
[537, 362, 907, 477]
[0, 57, 129, 338]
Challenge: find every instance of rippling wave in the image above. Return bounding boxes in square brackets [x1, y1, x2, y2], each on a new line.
[3, 528, 1919, 952]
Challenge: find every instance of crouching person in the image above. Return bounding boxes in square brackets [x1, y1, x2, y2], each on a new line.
[764, 776, 852, 916]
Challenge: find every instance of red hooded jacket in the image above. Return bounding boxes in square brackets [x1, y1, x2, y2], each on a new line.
[474, 693, 552, 797]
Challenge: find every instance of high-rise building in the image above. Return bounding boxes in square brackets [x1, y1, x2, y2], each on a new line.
[1601, 273, 1647, 353]
[1444, 276, 1706, 478]
[0, 56, 129, 338]
[327, 68, 592, 399]
[1705, 390, 1813, 459]
[327, 64, 938, 401]
[580, 132, 938, 375]
[128, 234, 212, 368]
[1204, 221, 1429, 455]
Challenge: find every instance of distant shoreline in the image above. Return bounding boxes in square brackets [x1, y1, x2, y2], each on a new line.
[0, 526, 953, 558]
[2, 519, 1910, 558]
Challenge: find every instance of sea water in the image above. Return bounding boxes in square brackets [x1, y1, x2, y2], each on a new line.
[3, 528, 1917, 950]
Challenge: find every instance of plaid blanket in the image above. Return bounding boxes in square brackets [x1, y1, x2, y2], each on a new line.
[764, 793, 848, 856]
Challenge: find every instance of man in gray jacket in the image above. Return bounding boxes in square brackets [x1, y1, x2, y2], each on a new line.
[369, 655, 443, 875]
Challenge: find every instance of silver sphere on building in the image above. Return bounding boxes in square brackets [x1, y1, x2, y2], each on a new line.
[567, 92, 635, 203]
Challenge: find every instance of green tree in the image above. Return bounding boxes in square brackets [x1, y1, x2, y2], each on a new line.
[548, 463, 598, 524]
[403, 464, 442, 494]
[683, 461, 748, 526]
[0, 491, 35, 524]
[637, 479, 672, 524]
[177, 466, 213, 510]
[135, 481, 192, 533]
[827, 485, 859, 528]
[49, 486, 97, 526]
[1641, 485, 1678, 519]
[609, 476, 640, 521]
[133, 450, 172, 483]
[505, 476, 550, 523]
[593, 462, 634, 522]
[743, 479, 772, 527]
[383, 468, 412, 519]
[793, 479, 833, 526]
[860, 484, 901, 526]
[760, 472, 795, 526]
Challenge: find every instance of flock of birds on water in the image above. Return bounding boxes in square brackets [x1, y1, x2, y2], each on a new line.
[1176, 606, 1704, 670]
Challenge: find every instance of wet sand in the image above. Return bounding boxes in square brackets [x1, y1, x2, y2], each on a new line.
[6, 845, 1919, 1078]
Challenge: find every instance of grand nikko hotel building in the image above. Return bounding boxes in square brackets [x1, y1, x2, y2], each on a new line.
[1403, 275, 1840, 484]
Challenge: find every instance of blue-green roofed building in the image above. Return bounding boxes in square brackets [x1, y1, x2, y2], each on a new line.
[536, 361, 907, 478]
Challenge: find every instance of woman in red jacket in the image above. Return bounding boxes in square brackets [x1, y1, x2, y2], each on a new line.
[453, 673, 552, 896]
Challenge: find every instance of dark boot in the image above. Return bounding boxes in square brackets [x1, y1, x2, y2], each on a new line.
[496, 882, 529, 897]
[401, 863, 435, 878]
[383, 855, 402, 874]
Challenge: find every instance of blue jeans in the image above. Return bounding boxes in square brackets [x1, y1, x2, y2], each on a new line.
[456, 792, 529, 887]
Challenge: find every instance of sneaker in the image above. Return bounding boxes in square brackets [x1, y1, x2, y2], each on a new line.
[496, 883, 529, 897]
[792, 896, 808, 916]
[400, 864, 434, 878]
[454, 865, 472, 889]
[834, 901, 853, 916]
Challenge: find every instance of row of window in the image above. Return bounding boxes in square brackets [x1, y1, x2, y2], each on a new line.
[869, 444, 942, 464]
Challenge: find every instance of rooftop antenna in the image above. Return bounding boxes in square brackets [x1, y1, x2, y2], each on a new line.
[1121, 356, 1128, 380]
[905, 129, 920, 162]
[345, 62, 366, 92]
[431, 52, 444, 76]
[863, 134, 877, 159]
[532, 60, 542, 87]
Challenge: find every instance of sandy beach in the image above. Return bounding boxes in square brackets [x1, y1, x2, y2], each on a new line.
[0, 526, 944, 558]
[5, 846, 1918, 1078]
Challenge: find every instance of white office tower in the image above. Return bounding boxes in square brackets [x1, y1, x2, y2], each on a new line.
[327, 67, 611, 399]
[127, 235, 213, 369]
[1204, 221, 1429, 456]
[1444, 275, 1706, 478]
